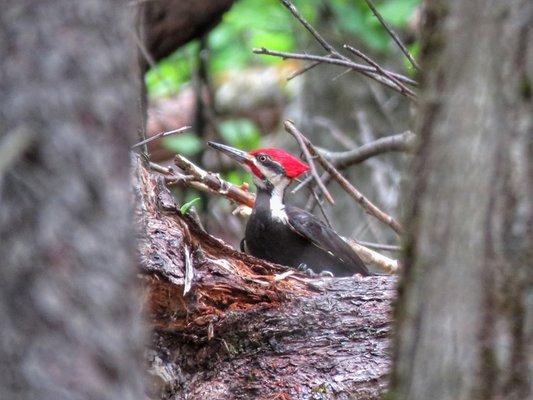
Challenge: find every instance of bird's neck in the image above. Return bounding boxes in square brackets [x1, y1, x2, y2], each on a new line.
[255, 179, 290, 222]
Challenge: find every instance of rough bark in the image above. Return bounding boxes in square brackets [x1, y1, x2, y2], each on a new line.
[135, 158, 396, 400]
[0, 1, 145, 399]
[390, 1, 532, 400]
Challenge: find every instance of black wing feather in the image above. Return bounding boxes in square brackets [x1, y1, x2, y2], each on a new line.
[285, 206, 370, 276]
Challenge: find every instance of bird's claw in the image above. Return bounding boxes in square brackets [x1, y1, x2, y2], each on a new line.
[297, 264, 334, 278]
[297, 263, 316, 277]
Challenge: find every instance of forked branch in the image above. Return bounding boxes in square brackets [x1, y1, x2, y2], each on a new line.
[253, 0, 418, 99]
[362, 0, 420, 70]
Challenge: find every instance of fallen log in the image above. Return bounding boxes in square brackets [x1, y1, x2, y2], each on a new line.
[134, 157, 396, 399]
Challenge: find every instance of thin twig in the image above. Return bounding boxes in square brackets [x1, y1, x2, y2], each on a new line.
[343, 44, 417, 99]
[254, 47, 416, 98]
[309, 187, 333, 228]
[366, 81, 401, 129]
[131, 126, 191, 149]
[284, 121, 404, 236]
[362, 0, 420, 71]
[287, 60, 321, 81]
[331, 68, 353, 82]
[289, 123, 335, 204]
[273, 270, 296, 282]
[355, 240, 401, 252]
[253, 48, 416, 86]
[292, 131, 415, 194]
[303, 172, 331, 212]
[148, 162, 173, 175]
[319, 152, 403, 235]
[173, 155, 255, 208]
[279, 0, 338, 55]
[262, 0, 418, 99]
[313, 117, 357, 149]
[293, 170, 327, 195]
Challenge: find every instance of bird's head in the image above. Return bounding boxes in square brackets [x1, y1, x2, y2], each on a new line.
[208, 141, 309, 190]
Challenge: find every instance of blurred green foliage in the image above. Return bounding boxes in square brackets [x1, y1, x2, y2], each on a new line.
[219, 119, 261, 151]
[145, 0, 420, 99]
[162, 118, 261, 159]
[147, 0, 420, 188]
[219, 119, 262, 185]
[163, 133, 202, 157]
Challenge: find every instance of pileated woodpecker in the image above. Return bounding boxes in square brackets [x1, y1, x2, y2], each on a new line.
[208, 141, 370, 277]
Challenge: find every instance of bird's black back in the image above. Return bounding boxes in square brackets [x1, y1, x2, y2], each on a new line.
[244, 190, 369, 276]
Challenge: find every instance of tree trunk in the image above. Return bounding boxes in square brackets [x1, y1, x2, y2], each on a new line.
[136, 158, 396, 400]
[137, 0, 235, 72]
[0, 2, 145, 399]
[390, 1, 532, 400]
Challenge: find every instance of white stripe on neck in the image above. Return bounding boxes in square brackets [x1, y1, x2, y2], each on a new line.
[269, 179, 289, 222]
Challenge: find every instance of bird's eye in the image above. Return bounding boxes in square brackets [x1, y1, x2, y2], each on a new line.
[258, 155, 268, 163]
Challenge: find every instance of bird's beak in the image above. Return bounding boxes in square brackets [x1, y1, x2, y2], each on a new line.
[208, 141, 253, 164]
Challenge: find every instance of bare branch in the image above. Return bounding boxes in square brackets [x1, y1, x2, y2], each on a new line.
[343, 44, 417, 99]
[172, 154, 255, 208]
[279, 0, 338, 55]
[254, 47, 416, 98]
[293, 131, 415, 194]
[308, 187, 333, 228]
[355, 240, 401, 252]
[253, 48, 416, 86]
[287, 60, 321, 81]
[253, 0, 418, 99]
[313, 116, 357, 150]
[324, 130, 416, 168]
[284, 121, 404, 236]
[345, 239, 400, 274]
[148, 161, 173, 175]
[362, 0, 420, 71]
[132, 126, 191, 149]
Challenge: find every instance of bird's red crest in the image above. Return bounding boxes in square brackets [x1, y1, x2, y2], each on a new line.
[249, 148, 310, 178]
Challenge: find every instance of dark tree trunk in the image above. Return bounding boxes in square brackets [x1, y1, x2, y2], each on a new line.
[135, 158, 396, 400]
[0, 1, 145, 399]
[137, 0, 235, 72]
[135, 0, 235, 146]
[390, 1, 532, 399]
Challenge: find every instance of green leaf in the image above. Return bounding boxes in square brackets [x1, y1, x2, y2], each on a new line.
[179, 197, 201, 215]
